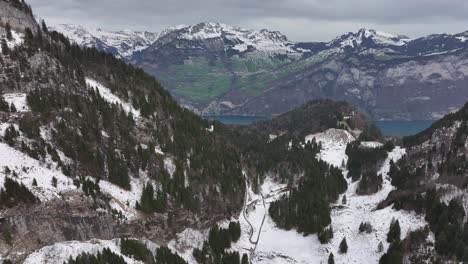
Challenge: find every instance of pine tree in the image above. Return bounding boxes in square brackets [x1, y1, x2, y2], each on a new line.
[387, 219, 401, 243]
[10, 103, 16, 113]
[241, 253, 249, 264]
[51, 176, 58, 188]
[1, 39, 8, 55]
[339, 237, 348, 254]
[342, 194, 347, 205]
[41, 20, 48, 33]
[377, 241, 384, 253]
[32, 178, 37, 186]
[328, 252, 335, 264]
[5, 22, 13, 41]
[0, 96, 9, 111]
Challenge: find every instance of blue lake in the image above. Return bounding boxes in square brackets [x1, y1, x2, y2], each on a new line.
[373, 120, 433, 137]
[205, 116, 434, 137]
[204, 115, 269, 125]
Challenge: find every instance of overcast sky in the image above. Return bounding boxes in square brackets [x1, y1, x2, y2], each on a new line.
[28, 0, 468, 42]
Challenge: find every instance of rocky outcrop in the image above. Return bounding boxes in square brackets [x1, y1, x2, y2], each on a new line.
[0, 0, 37, 33]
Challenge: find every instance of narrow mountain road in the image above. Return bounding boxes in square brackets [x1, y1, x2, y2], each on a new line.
[242, 179, 289, 258]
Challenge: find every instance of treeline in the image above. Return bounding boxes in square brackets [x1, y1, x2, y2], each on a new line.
[65, 248, 127, 264]
[269, 139, 347, 235]
[120, 238, 155, 263]
[192, 222, 247, 264]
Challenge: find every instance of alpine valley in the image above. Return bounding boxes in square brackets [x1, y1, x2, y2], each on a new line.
[53, 23, 468, 120]
[1, 1, 468, 264]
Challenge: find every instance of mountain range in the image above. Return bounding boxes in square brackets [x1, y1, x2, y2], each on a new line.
[53, 23, 468, 120]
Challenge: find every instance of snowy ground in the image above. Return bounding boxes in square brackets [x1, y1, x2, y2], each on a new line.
[0, 119, 146, 221]
[0, 142, 78, 201]
[2, 93, 30, 112]
[227, 129, 426, 264]
[22, 239, 150, 264]
[0, 29, 23, 53]
[85, 78, 140, 118]
[305, 128, 355, 168]
[98, 171, 148, 220]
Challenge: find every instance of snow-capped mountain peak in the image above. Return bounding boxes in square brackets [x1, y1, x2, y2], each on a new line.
[331, 28, 411, 49]
[52, 22, 299, 59]
[50, 24, 160, 59]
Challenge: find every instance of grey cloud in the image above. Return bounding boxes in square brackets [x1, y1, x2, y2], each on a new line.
[28, 0, 468, 41]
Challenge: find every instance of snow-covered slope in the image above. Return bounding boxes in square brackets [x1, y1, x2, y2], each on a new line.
[305, 128, 355, 168]
[85, 78, 140, 118]
[2, 93, 29, 112]
[0, 142, 78, 201]
[0, 29, 23, 53]
[167, 129, 429, 264]
[51, 24, 160, 59]
[23, 239, 152, 264]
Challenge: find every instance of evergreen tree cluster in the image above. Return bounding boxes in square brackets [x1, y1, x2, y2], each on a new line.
[386, 187, 468, 262]
[192, 223, 247, 264]
[318, 226, 334, 243]
[0, 177, 37, 208]
[65, 248, 127, 264]
[120, 238, 154, 263]
[268, 139, 347, 235]
[155, 246, 187, 264]
[358, 222, 373, 234]
[136, 183, 166, 214]
[387, 219, 401, 243]
[346, 141, 393, 194]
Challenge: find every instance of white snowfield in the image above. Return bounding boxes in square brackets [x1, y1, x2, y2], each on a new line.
[85, 78, 140, 118]
[305, 128, 355, 168]
[0, 142, 78, 201]
[2, 93, 30, 112]
[23, 239, 145, 264]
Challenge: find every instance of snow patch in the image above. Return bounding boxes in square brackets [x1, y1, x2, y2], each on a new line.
[0, 29, 23, 53]
[2, 93, 29, 112]
[164, 157, 176, 178]
[305, 128, 355, 168]
[360, 141, 383, 148]
[85, 78, 140, 118]
[0, 142, 77, 201]
[23, 239, 145, 264]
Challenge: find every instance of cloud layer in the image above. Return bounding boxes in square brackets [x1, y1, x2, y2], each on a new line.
[28, 0, 468, 41]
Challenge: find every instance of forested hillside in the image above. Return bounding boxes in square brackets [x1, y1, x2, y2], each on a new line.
[0, 1, 437, 263]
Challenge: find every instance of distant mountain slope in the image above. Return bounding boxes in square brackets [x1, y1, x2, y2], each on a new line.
[56, 23, 468, 120]
[50, 24, 161, 59]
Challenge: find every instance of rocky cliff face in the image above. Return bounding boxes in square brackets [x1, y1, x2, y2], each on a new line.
[0, 0, 36, 33]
